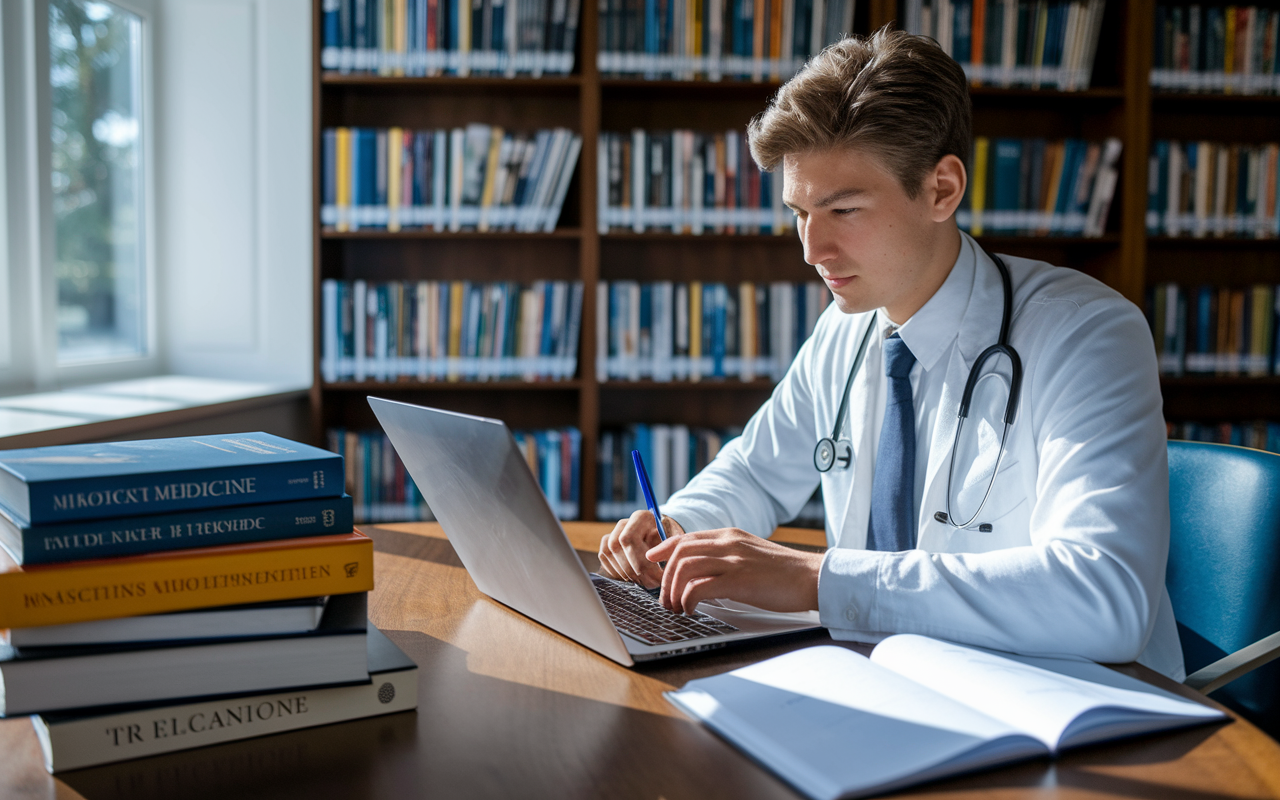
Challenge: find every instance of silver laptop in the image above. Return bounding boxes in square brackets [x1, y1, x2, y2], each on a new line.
[369, 397, 821, 665]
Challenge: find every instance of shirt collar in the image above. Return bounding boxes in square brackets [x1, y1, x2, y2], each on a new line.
[881, 235, 976, 373]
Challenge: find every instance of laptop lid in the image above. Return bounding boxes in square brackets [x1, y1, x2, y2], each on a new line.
[368, 397, 635, 666]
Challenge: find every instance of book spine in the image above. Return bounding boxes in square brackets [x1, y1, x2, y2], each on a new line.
[16, 496, 356, 566]
[0, 534, 374, 628]
[23, 457, 345, 526]
[36, 665, 418, 772]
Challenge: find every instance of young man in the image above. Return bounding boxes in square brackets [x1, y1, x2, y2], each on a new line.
[596, 29, 1184, 679]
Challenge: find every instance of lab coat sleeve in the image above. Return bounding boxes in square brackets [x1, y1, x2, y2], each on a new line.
[660, 325, 826, 538]
[818, 296, 1169, 664]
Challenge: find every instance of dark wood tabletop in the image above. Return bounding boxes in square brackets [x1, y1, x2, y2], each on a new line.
[4, 521, 1279, 800]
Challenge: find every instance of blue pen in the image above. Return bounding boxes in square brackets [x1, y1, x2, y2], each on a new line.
[631, 449, 668, 588]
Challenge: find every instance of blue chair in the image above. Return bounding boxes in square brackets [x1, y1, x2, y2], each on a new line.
[1167, 440, 1280, 737]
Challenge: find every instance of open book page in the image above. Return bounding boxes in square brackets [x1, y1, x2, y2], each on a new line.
[666, 645, 1045, 800]
[869, 635, 1224, 752]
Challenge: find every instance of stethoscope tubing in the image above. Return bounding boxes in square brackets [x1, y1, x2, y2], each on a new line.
[813, 247, 1023, 532]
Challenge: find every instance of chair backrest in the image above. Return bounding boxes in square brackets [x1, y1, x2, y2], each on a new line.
[1167, 440, 1280, 734]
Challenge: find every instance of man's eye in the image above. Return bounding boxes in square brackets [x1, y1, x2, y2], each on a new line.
[833, 208, 859, 215]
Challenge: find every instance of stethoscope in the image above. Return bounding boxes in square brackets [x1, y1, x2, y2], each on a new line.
[812, 248, 1024, 532]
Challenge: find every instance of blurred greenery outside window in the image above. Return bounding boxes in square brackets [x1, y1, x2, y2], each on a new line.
[49, 0, 147, 365]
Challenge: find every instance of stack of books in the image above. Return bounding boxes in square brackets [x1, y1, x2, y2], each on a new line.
[0, 432, 418, 772]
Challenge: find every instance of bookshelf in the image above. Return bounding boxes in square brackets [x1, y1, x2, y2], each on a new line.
[310, 0, 1280, 522]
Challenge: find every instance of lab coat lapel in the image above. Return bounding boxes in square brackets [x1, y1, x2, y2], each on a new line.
[920, 243, 1006, 532]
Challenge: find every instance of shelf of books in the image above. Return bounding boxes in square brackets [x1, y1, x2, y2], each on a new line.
[314, 0, 1280, 525]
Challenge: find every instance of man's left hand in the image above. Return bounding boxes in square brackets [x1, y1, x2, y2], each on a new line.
[645, 528, 824, 615]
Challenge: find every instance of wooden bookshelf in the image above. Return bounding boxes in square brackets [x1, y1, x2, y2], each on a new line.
[311, 0, 1280, 520]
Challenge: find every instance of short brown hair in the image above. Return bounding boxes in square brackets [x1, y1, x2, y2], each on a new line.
[747, 27, 971, 199]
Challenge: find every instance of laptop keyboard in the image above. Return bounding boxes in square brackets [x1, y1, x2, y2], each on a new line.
[593, 577, 739, 645]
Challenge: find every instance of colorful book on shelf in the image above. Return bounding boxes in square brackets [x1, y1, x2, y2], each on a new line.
[0, 592, 369, 717]
[0, 531, 374, 629]
[0, 494, 354, 566]
[666, 636, 1223, 800]
[34, 624, 418, 773]
[0, 433, 344, 526]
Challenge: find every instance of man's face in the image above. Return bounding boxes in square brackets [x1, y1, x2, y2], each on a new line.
[783, 146, 944, 320]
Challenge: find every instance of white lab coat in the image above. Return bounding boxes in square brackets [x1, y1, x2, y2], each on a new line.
[662, 233, 1185, 680]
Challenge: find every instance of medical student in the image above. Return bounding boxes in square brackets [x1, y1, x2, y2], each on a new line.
[596, 28, 1184, 680]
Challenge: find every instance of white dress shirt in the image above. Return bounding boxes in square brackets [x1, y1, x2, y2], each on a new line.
[662, 232, 1185, 680]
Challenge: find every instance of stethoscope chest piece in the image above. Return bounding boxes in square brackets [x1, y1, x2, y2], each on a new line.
[814, 437, 852, 472]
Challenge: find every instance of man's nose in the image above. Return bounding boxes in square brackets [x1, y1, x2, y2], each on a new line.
[800, 216, 837, 267]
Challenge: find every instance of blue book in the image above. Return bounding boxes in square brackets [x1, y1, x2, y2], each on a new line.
[323, 0, 341, 69]
[993, 139, 1023, 235]
[1, 495, 354, 566]
[0, 433, 344, 526]
[712, 283, 726, 378]
[953, 0, 972, 64]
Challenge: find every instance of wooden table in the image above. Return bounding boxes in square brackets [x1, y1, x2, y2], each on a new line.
[4, 521, 1280, 800]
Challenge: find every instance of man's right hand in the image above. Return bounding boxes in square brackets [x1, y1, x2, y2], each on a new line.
[597, 510, 686, 589]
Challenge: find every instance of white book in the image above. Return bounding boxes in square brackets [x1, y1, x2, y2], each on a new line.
[449, 128, 466, 232]
[598, 132, 611, 234]
[544, 134, 583, 232]
[35, 625, 417, 773]
[1166, 141, 1182, 237]
[652, 425, 671, 503]
[596, 282, 609, 379]
[522, 130, 564, 232]
[632, 129, 647, 233]
[1083, 137, 1123, 237]
[416, 281, 431, 381]
[671, 132, 685, 234]
[532, 130, 572, 232]
[353, 279, 368, 382]
[8, 597, 327, 649]
[671, 424, 690, 490]
[322, 279, 338, 384]
[709, 0, 724, 79]
[667, 636, 1224, 800]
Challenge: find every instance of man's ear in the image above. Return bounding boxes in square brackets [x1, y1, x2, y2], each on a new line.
[928, 154, 967, 222]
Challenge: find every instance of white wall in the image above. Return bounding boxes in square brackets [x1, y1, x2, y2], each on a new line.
[156, 0, 312, 387]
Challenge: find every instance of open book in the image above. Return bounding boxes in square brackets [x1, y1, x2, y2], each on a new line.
[666, 635, 1225, 800]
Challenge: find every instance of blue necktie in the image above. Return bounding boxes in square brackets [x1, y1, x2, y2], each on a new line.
[868, 333, 917, 552]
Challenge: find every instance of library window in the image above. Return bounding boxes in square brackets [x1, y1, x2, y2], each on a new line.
[48, 0, 147, 365]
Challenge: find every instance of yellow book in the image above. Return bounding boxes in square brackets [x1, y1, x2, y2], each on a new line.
[971, 137, 989, 237]
[394, 0, 407, 77]
[1032, 0, 1049, 88]
[388, 127, 403, 232]
[448, 281, 465, 381]
[380, 0, 394, 76]
[691, 0, 702, 62]
[690, 281, 703, 382]
[1224, 6, 1236, 94]
[0, 532, 373, 629]
[1039, 141, 1065, 235]
[459, 0, 472, 77]
[478, 126, 505, 232]
[739, 282, 756, 382]
[336, 127, 351, 233]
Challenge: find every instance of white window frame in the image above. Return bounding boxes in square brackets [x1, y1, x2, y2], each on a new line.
[1, 0, 161, 396]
